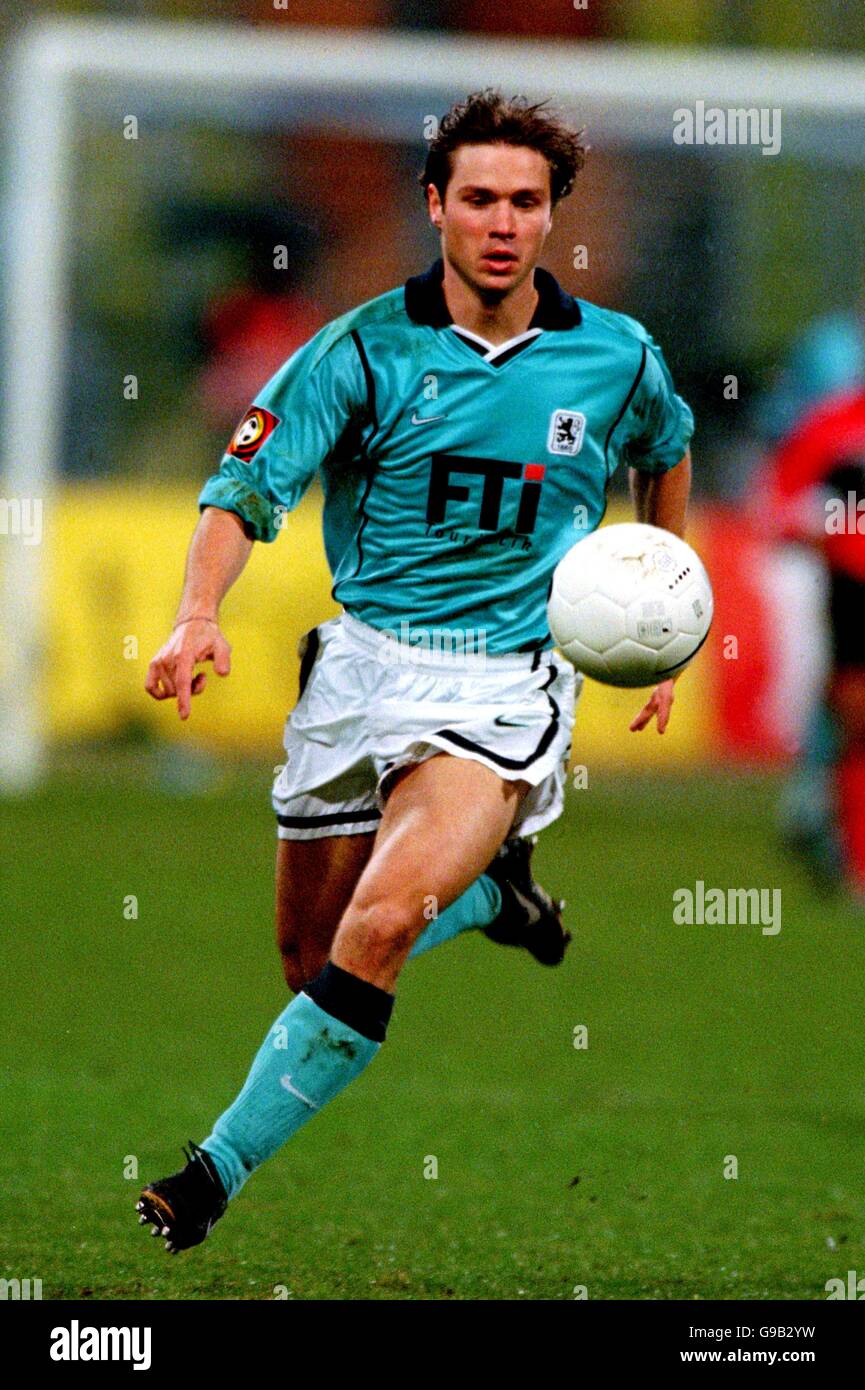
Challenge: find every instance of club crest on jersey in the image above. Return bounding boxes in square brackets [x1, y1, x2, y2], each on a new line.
[227, 406, 280, 462]
[547, 409, 586, 457]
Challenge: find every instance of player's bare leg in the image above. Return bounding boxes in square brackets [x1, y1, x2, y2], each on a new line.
[331, 754, 526, 991]
[136, 754, 526, 1251]
[276, 834, 374, 991]
[275, 795, 570, 992]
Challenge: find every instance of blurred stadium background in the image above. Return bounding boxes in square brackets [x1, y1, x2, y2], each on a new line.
[2, 1, 865, 1302]
[2, 0, 864, 779]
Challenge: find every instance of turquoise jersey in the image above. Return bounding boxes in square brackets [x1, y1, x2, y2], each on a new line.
[199, 259, 694, 653]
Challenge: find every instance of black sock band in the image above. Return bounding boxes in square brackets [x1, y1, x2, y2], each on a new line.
[304, 962, 395, 1044]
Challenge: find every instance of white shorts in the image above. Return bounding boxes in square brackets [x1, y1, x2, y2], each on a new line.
[272, 611, 581, 840]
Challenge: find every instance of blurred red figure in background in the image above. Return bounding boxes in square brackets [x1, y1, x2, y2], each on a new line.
[198, 283, 326, 431]
[761, 390, 865, 893]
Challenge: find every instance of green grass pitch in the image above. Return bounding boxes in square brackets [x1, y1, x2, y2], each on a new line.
[1, 761, 862, 1300]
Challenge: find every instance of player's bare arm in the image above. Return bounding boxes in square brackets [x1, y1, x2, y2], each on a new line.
[628, 450, 692, 734]
[145, 505, 251, 720]
[630, 449, 691, 539]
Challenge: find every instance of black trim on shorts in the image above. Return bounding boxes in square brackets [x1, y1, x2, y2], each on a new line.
[276, 808, 381, 829]
[432, 664, 561, 772]
[297, 627, 320, 699]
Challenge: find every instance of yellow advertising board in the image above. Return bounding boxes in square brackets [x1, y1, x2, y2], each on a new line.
[11, 484, 715, 766]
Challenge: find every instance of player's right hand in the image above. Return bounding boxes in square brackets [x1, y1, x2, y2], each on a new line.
[145, 618, 232, 721]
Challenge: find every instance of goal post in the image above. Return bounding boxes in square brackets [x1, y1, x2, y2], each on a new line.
[2, 16, 864, 789]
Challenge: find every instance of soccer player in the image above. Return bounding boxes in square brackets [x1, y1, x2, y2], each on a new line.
[138, 90, 693, 1252]
[757, 388, 865, 894]
[755, 300, 865, 890]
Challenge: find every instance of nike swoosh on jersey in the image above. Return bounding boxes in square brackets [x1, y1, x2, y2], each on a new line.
[411, 412, 446, 425]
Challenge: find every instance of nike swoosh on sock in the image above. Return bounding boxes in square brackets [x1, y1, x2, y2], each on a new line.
[279, 1075, 319, 1110]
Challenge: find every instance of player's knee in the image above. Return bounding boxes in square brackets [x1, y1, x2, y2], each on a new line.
[340, 897, 417, 968]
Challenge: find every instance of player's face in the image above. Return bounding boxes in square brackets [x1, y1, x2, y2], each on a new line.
[429, 143, 554, 297]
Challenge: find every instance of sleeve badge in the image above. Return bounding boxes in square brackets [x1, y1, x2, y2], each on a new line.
[227, 406, 280, 462]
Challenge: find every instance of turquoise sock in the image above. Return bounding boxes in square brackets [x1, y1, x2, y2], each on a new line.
[202, 990, 381, 1200]
[201, 878, 500, 1198]
[409, 872, 501, 960]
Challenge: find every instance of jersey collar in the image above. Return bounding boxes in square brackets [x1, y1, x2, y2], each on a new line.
[404, 258, 582, 331]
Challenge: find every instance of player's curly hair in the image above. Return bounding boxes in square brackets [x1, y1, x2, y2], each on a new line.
[419, 89, 588, 207]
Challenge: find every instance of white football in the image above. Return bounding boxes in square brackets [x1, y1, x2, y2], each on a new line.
[547, 523, 713, 687]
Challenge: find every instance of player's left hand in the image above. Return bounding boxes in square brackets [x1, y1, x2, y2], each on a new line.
[629, 678, 676, 734]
